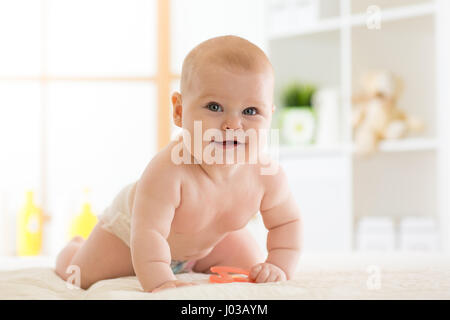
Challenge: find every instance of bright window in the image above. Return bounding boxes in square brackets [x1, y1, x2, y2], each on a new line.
[0, 0, 158, 255]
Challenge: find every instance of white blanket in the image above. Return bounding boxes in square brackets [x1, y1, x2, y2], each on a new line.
[1, 253, 449, 300]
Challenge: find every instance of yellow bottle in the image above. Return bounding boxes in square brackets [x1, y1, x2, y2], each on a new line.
[68, 188, 98, 240]
[17, 190, 44, 256]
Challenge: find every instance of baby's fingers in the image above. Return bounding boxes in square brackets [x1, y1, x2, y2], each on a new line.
[176, 281, 197, 288]
[152, 281, 179, 292]
[266, 272, 279, 283]
[249, 264, 263, 281]
[152, 282, 175, 293]
[255, 265, 271, 283]
[152, 280, 196, 293]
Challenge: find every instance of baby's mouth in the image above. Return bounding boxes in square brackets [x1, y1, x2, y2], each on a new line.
[211, 138, 244, 149]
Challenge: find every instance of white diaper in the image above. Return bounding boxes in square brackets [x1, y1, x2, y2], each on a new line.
[99, 181, 197, 274]
[98, 181, 137, 247]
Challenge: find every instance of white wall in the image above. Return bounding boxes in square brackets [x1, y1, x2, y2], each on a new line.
[171, 0, 267, 75]
[436, 0, 450, 252]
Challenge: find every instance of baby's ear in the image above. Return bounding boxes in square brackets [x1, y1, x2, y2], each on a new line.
[172, 92, 183, 127]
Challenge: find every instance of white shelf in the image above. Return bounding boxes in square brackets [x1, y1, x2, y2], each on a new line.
[266, 0, 449, 253]
[351, 2, 436, 27]
[268, 2, 435, 40]
[268, 16, 341, 40]
[377, 138, 438, 152]
[276, 138, 437, 158]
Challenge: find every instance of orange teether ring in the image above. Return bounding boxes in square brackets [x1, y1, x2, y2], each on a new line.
[209, 266, 253, 283]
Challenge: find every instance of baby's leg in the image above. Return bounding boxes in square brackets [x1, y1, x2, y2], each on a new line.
[55, 236, 84, 277]
[54, 223, 135, 289]
[192, 227, 265, 273]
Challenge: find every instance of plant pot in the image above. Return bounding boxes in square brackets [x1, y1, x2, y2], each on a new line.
[279, 107, 316, 145]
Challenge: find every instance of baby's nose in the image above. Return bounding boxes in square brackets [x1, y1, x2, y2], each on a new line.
[221, 116, 242, 130]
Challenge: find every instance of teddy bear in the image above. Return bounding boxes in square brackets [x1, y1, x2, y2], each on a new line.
[352, 70, 424, 155]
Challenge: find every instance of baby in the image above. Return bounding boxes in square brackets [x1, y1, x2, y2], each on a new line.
[55, 35, 302, 293]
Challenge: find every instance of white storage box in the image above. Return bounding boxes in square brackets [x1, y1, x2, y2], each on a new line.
[399, 217, 439, 252]
[356, 217, 396, 252]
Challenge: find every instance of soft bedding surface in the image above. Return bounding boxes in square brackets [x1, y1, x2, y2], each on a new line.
[1, 253, 449, 300]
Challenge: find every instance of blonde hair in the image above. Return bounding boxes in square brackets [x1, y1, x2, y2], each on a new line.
[180, 35, 273, 94]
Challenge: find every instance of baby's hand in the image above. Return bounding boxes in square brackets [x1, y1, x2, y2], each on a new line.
[249, 263, 287, 283]
[151, 280, 198, 293]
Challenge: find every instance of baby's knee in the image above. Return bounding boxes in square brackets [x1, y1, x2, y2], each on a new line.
[55, 262, 95, 290]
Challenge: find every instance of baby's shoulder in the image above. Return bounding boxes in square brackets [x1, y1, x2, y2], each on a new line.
[256, 160, 290, 210]
[133, 143, 186, 205]
[252, 153, 285, 182]
[139, 140, 187, 182]
[258, 159, 287, 187]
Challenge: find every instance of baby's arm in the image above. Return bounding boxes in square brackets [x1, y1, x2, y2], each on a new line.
[251, 166, 302, 281]
[130, 164, 191, 292]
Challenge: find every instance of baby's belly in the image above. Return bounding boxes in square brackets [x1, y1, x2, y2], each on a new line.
[167, 231, 226, 261]
[164, 196, 258, 261]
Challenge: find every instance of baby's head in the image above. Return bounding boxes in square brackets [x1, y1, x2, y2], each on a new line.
[172, 35, 275, 164]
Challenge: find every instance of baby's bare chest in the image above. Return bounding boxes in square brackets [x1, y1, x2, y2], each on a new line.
[170, 183, 262, 235]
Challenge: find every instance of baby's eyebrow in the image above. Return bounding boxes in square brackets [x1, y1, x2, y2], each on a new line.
[247, 101, 265, 106]
[198, 93, 220, 100]
[245, 101, 269, 109]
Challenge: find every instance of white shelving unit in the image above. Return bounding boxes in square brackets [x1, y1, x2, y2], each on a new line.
[265, 0, 450, 253]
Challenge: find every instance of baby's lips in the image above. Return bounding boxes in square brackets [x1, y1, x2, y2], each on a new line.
[210, 138, 246, 144]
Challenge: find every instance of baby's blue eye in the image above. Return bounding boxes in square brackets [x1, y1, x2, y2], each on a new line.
[243, 107, 257, 115]
[207, 102, 222, 112]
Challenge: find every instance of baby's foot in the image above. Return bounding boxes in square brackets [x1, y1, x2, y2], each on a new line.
[71, 236, 85, 243]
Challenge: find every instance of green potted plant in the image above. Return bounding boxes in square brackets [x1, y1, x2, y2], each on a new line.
[279, 82, 317, 145]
